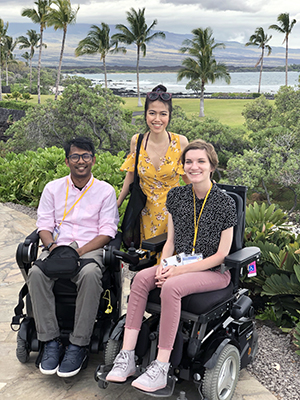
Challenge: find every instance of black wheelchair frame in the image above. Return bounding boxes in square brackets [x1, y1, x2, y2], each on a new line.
[95, 184, 260, 400]
[11, 231, 123, 368]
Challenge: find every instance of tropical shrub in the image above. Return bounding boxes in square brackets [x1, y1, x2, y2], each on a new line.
[0, 100, 32, 110]
[4, 84, 137, 155]
[0, 147, 126, 209]
[244, 202, 300, 327]
[168, 108, 250, 169]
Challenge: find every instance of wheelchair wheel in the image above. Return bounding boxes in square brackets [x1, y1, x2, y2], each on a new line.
[104, 339, 122, 365]
[16, 331, 30, 363]
[98, 379, 109, 389]
[202, 344, 240, 400]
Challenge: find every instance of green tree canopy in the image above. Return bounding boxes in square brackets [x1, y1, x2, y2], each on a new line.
[177, 27, 230, 117]
[18, 29, 42, 93]
[112, 7, 165, 107]
[22, 0, 52, 104]
[47, 0, 79, 100]
[3, 36, 18, 86]
[0, 18, 9, 101]
[75, 23, 126, 88]
[245, 27, 272, 93]
[5, 84, 136, 155]
[227, 87, 300, 211]
[269, 13, 297, 86]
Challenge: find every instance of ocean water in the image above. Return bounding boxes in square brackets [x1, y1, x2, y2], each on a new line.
[73, 71, 300, 94]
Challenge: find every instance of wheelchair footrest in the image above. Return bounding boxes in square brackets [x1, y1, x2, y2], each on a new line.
[134, 375, 177, 398]
[95, 363, 177, 397]
[95, 363, 138, 385]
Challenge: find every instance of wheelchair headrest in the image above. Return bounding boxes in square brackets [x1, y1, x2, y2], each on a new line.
[227, 191, 244, 253]
[216, 184, 247, 254]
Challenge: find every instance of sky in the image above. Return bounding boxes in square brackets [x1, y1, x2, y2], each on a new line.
[1, 0, 300, 48]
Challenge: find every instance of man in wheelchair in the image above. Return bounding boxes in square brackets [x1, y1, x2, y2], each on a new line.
[25, 136, 119, 378]
[105, 139, 244, 393]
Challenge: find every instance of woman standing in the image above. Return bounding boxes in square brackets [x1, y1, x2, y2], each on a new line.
[117, 84, 189, 241]
[107, 140, 237, 392]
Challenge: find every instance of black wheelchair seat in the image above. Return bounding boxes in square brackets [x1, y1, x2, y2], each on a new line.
[147, 282, 234, 315]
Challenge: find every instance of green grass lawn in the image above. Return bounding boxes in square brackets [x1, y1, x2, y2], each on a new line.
[121, 97, 255, 128]
[26, 95, 251, 128]
[26, 94, 56, 104]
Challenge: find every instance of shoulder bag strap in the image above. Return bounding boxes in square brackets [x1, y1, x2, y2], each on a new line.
[134, 134, 144, 184]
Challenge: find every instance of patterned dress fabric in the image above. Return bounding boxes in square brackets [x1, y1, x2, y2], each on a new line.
[120, 132, 185, 242]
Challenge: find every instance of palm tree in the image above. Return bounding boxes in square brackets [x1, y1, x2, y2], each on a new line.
[245, 27, 272, 93]
[21, 51, 31, 66]
[3, 36, 18, 86]
[22, 0, 52, 104]
[47, 0, 79, 100]
[178, 27, 230, 117]
[269, 13, 297, 86]
[18, 29, 42, 93]
[75, 23, 126, 89]
[112, 8, 165, 107]
[0, 18, 9, 101]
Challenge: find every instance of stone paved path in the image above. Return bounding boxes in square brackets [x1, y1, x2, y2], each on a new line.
[0, 203, 276, 400]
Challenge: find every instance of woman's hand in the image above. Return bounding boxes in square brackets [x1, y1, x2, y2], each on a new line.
[155, 265, 178, 287]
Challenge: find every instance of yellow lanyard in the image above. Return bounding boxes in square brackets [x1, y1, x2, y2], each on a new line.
[59, 177, 95, 228]
[192, 182, 212, 255]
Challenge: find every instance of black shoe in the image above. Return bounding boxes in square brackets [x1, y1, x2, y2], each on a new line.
[57, 344, 88, 378]
[39, 339, 64, 375]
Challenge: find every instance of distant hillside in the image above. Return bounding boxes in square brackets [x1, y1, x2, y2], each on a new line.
[9, 22, 300, 68]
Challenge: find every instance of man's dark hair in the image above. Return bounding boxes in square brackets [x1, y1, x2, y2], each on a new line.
[64, 137, 95, 158]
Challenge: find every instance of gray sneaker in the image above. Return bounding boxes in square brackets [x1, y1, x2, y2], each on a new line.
[106, 350, 136, 382]
[132, 360, 170, 392]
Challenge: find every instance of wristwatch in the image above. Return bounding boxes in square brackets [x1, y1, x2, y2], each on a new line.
[43, 242, 56, 251]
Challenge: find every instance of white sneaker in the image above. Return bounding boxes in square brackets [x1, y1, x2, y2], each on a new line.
[106, 350, 136, 382]
[132, 360, 170, 392]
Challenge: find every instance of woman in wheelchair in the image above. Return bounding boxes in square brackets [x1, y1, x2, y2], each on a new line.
[106, 139, 237, 393]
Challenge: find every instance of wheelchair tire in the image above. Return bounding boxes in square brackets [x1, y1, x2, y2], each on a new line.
[16, 331, 30, 363]
[98, 380, 109, 389]
[202, 344, 240, 400]
[104, 339, 122, 365]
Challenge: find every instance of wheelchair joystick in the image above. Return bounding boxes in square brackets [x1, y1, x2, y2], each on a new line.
[128, 243, 136, 255]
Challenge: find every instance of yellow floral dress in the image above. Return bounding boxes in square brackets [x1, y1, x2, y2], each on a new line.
[121, 132, 185, 242]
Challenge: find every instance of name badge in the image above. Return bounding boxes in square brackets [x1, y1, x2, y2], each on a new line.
[162, 253, 203, 268]
[182, 253, 203, 265]
[53, 226, 60, 242]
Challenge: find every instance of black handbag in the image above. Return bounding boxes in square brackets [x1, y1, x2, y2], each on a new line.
[121, 134, 147, 249]
[34, 245, 97, 279]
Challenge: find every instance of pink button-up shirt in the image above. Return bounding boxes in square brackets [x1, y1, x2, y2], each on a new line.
[37, 174, 119, 248]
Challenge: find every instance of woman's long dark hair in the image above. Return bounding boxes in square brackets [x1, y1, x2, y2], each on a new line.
[144, 84, 173, 124]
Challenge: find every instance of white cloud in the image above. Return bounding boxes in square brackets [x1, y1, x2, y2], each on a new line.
[160, 0, 266, 12]
[1, 0, 300, 48]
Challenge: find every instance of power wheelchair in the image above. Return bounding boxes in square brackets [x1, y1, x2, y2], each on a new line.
[95, 184, 260, 400]
[11, 231, 123, 369]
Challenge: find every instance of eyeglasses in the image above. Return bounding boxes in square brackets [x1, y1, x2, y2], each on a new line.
[68, 153, 93, 163]
[147, 92, 172, 101]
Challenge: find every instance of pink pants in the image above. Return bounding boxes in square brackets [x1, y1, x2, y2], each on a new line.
[125, 265, 231, 350]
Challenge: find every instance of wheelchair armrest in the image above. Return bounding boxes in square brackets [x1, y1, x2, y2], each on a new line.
[224, 246, 260, 270]
[16, 229, 40, 269]
[141, 232, 167, 253]
[109, 231, 122, 249]
[103, 232, 123, 271]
